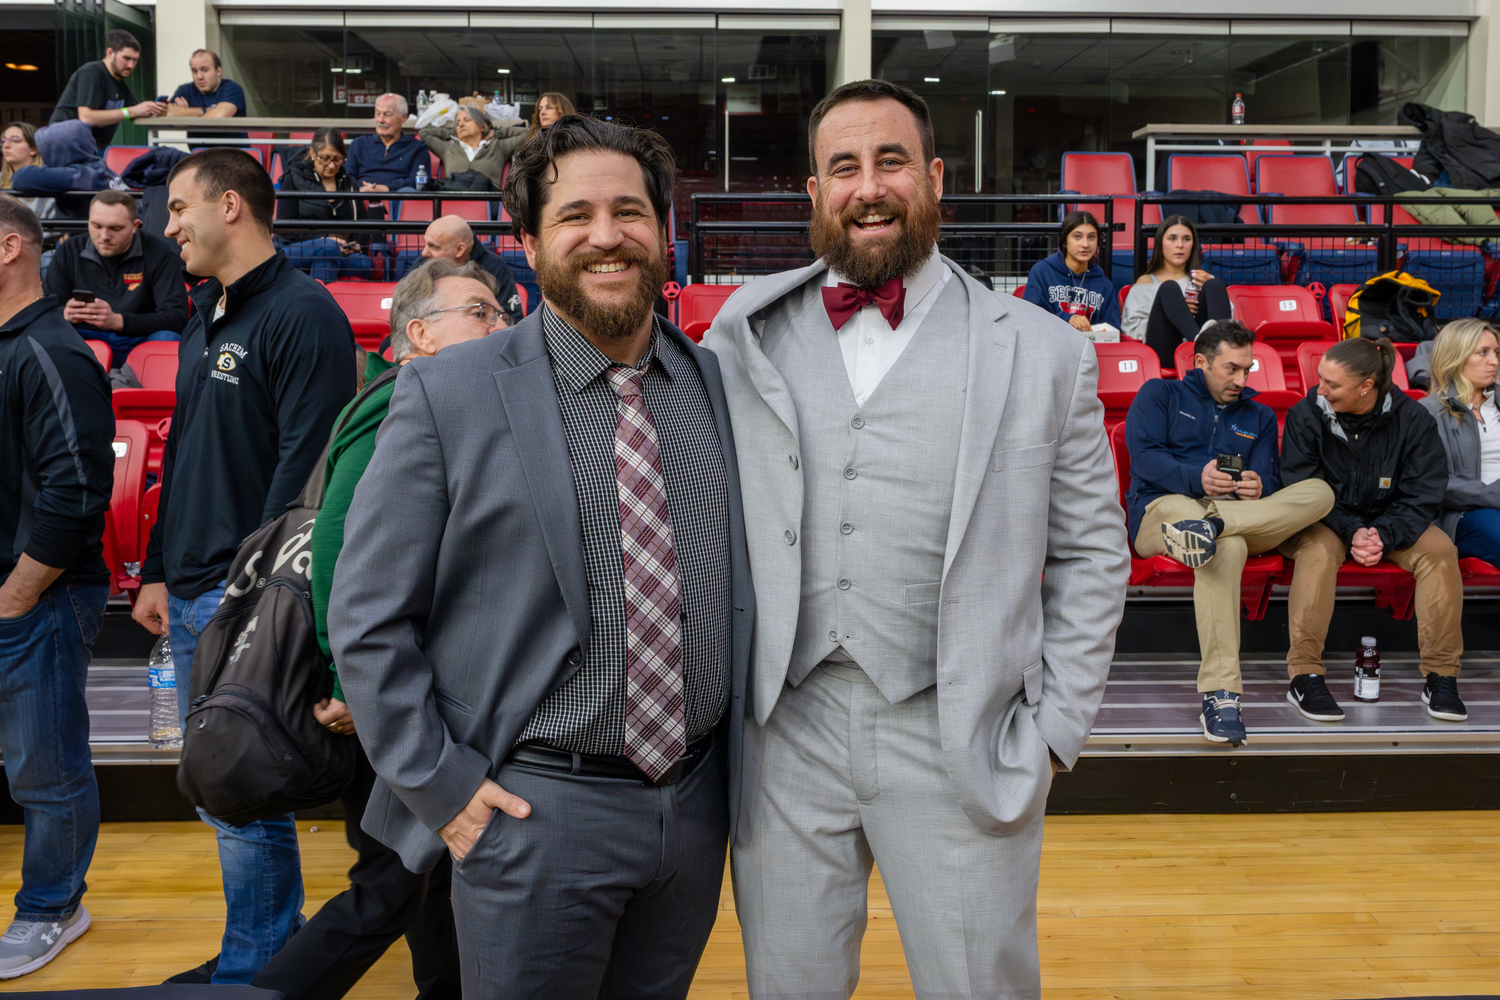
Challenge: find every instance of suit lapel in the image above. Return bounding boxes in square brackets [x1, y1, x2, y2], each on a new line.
[493, 318, 592, 654]
[942, 260, 1017, 578]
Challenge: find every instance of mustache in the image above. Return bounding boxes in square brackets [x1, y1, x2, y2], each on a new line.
[837, 199, 907, 228]
[565, 245, 654, 272]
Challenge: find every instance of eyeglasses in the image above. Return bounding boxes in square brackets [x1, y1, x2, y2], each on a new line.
[423, 302, 504, 327]
[313, 153, 345, 165]
[0, 136, 29, 146]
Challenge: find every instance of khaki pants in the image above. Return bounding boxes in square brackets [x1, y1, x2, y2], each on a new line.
[1279, 522, 1464, 679]
[1136, 479, 1336, 693]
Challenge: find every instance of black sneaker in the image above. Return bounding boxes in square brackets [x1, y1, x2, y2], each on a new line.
[164, 955, 218, 985]
[1201, 690, 1247, 745]
[1422, 674, 1468, 721]
[1161, 518, 1218, 569]
[1287, 674, 1345, 721]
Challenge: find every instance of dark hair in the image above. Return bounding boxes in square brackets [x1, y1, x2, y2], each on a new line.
[0, 193, 42, 248]
[105, 29, 141, 54]
[309, 127, 347, 157]
[503, 115, 674, 241]
[807, 79, 935, 175]
[1145, 214, 1201, 275]
[1059, 211, 1100, 250]
[167, 148, 276, 233]
[90, 188, 138, 220]
[191, 48, 222, 70]
[1194, 318, 1254, 361]
[1324, 336, 1399, 397]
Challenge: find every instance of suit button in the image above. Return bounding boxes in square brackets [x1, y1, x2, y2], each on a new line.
[567, 650, 582, 666]
[844, 467, 856, 480]
[840, 522, 853, 534]
[851, 416, 864, 429]
[789, 454, 799, 469]
[838, 578, 851, 590]
[828, 630, 838, 642]
[785, 529, 797, 545]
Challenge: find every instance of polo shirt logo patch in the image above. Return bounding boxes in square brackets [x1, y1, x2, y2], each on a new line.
[1380, 477, 1392, 489]
[124, 272, 143, 291]
[1234, 428, 1257, 441]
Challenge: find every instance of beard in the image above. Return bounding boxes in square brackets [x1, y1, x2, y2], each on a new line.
[533, 237, 670, 342]
[809, 184, 942, 288]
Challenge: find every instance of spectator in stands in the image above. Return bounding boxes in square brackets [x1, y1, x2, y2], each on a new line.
[412, 214, 521, 323]
[528, 92, 576, 139]
[419, 105, 526, 190]
[1022, 210, 1120, 332]
[45, 190, 188, 368]
[345, 95, 424, 195]
[169, 49, 245, 119]
[276, 128, 374, 282]
[1125, 321, 1335, 744]
[131, 149, 356, 985]
[1, 124, 54, 220]
[10, 120, 119, 221]
[49, 29, 167, 151]
[329, 115, 747, 998]
[251, 259, 501, 1000]
[1281, 336, 1467, 724]
[0, 194, 114, 980]
[1420, 318, 1500, 567]
[1122, 215, 1231, 367]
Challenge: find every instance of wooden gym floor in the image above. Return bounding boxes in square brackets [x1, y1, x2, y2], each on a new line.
[1, 811, 1497, 998]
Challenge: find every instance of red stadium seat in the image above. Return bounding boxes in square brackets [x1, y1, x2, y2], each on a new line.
[1257, 156, 1360, 228]
[1165, 154, 1262, 226]
[1171, 341, 1288, 391]
[112, 389, 175, 429]
[1108, 422, 1281, 620]
[140, 482, 161, 566]
[682, 321, 710, 343]
[1117, 284, 1130, 319]
[1060, 151, 1161, 245]
[106, 419, 150, 596]
[327, 281, 398, 351]
[1241, 139, 1291, 190]
[125, 341, 180, 389]
[393, 198, 436, 252]
[1227, 285, 1338, 392]
[1094, 340, 1162, 429]
[1344, 153, 1416, 197]
[1328, 283, 1359, 337]
[514, 284, 528, 315]
[104, 145, 150, 177]
[441, 198, 492, 223]
[1296, 339, 1412, 397]
[85, 339, 112, 370]
[677, 284, 739, 332]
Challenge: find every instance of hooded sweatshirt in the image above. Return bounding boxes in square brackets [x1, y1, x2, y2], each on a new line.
[1023, 250, 1121, 329]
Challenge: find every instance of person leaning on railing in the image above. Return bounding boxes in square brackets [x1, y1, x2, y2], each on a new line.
[1122, 214, 1231, 367]
[276, 128, 374, 282]
[1419, 318, 1500, 568]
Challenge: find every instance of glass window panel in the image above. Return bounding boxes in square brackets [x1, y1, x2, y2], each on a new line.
[1230, 33, 1352, 126]
[873, 28, 989, 193]
[989, 32, 1111, 194]
[718, 29, 837, 193]
[1349, 34, 1467, 125]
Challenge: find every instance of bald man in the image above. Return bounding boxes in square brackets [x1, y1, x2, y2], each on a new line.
[419, 215, 522, 325]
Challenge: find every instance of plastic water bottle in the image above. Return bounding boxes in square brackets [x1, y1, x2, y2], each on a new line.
[1184, 275, 1199, 310]
[1232, 93, 1246, 125]
[147, 635, 182, 749]
[1353, 635, 1381, 702]
[416, 90, 428, 115]
[415, 162, 429, 192]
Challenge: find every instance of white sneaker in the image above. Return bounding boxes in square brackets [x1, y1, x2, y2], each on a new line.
[0, 906, 90, 979]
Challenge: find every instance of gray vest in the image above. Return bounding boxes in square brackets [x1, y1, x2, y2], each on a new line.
[761, 273, 969, 704]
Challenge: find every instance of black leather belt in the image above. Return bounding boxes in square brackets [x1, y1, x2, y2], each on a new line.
[505, 733, 713, 787]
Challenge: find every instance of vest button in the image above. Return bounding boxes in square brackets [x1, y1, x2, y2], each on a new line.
[843, 467, 857, 480]
[851, 416, 864, 429]
[840, 522, 853, 534]
[785, 529, 797, 545]
[788, 454, 799, 469]
[837, 578, 851, 590]
[828, 630, 838, 642]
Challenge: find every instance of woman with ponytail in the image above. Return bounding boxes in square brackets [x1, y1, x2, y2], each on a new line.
[1278, 336, 1468, 722]
[1419, 318, 1500, 565]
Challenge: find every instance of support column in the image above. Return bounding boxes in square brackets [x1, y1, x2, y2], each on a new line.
[1468, 0, 1500, 125]
[153, 0, 210, 100]
[837, 0, 872, 86]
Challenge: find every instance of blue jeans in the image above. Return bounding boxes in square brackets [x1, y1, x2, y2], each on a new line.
[74, 327, 179, 371]
[168, 582, 304, 983]
[0, 583, 106, 921]
[1455, 507, 1500, 566]
[284, 239, 375, 284]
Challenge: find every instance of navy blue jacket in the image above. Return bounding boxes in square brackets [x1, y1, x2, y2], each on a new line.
[1023, 251, 1121, 328]
[345, 133, 425, 191]
[1123, 368, 1281, 550]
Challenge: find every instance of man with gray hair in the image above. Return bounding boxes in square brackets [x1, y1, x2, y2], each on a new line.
[346, 93, 424, 195]
[0, 194, 115, 979]
[250, 258, 502, 1000]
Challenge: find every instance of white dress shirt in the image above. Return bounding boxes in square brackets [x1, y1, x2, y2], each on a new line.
[826, 250, 951, 407]
[1479, 391, 1500, 485]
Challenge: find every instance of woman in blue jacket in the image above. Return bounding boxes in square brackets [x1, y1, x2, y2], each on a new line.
[1023, 211, 1121, 331]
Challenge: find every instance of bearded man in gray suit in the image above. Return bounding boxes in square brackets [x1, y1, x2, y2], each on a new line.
[701, 80, 1129, 1000]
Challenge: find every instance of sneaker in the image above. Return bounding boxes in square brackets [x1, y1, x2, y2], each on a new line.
[1162, 518, 1218, 569]
[1423, 674, 1468, 722]
[0, 906, 90, 980]
[1201, 690, 1247, 745]
[164, 955, 219, 985]
[1287, 674, 1345, 721]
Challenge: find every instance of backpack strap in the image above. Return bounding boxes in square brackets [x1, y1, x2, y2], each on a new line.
[294, 363, 403, 512]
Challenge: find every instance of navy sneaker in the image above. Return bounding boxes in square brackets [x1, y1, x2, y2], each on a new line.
[1162, 518, 1218, 568]
[1422, 674, 1468, 721]
[1201, 690, 1247, 745]
[1287, 673, 1345, 721]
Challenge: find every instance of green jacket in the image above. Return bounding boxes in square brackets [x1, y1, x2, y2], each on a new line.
[309, 351, 397, 699]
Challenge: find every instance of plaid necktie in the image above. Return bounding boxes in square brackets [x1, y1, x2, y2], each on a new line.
[606, 366, 686, 780]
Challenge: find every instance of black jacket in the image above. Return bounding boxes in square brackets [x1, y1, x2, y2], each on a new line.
[45, 231, 190, 339]
[277, 158, 367, 225]
[0, 297, 115, 586]
[1281, 385, 1446, 553]
[141, 252, 357, 598]
[1399, 102, 1500, 189]
[469, 240, 523, 324]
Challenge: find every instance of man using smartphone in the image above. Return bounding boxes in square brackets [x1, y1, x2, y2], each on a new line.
[1123, 320, 1335, 744]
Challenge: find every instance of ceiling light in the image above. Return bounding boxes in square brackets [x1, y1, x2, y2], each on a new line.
[989, 89, 1006, 95]
[345, 68, 361, 74]
[5, 62, 39, 71]
[924, 76, 940, 83]
[496, 67, 510, 74]
[721, 76, 735, 83]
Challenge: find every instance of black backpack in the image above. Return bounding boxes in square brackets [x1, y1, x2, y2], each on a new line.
[176, 366, 400, 826]
[1354, 153, 1429, 197]
[1345, 271, 1441, 345]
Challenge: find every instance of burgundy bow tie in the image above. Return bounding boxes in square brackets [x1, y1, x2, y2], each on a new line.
[821, 277, 906, 332]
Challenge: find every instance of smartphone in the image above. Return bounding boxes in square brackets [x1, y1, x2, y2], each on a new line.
[71, 289, 96, 304]
[1216, 453, 1244, 481]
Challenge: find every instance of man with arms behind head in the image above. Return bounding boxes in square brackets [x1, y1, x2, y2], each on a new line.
[131, 148, 357, 984]
[1125, 321, 1334, 745]
[414, 214, 522, 324]
[0, 195, 114, 980]
[702, 79, 1128, 999]
[50, 29, 167, 151]
[330, 117, 752, 997]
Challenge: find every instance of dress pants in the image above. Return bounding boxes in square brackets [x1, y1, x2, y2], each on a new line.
[1280, 522, 1464, 678]
[733, 662, 1049, 1000]
[1133, 479, 1335, 693]
[252, 748, 461, 1000]
[450, 732, 728, 999]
